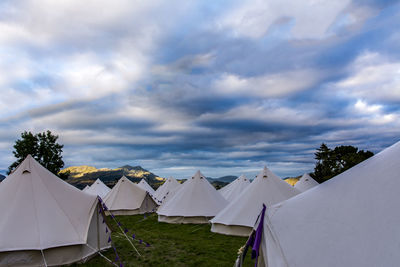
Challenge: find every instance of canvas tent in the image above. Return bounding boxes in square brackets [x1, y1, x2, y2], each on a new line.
[258, 141, 400, 267]
[0, 155, 109, 266]
[218, 175, 250, 202]
[157, 170, 228, 224]
[103, 176, 157, 215]
[153, 177, 181, 204]
[85, 178, 111, 199]
[137, 179, 155, 195]
[82, 185, 90, 191]
[210, 166, 299, 236]
[158, 184, 183, 207]
[294, 173, 318, 192]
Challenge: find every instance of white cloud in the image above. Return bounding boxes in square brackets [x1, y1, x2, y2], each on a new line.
[55, 52, 141, 99]
[0, 0, 196, 123]
[213, 69, 322, 98]
[337, 51, 400, 102]
[198, 102, 321, 127]
[0, 0, 178, 47]
[351, 99, 397, 125]
[217, 0, 351, 39]
[354, 99, 381, 113]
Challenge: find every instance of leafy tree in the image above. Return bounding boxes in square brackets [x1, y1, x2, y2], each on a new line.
[311, 143, 374, 183]
[8, 130, 65, 176]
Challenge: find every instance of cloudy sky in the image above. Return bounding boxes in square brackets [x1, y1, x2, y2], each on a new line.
[0, 0, 399, 179]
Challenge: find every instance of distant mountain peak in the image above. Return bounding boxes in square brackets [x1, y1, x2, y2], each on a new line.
[60, 164, 164, 189]
[117, 165, 147, 171]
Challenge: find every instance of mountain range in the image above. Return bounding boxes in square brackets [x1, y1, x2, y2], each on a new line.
[60, 165, 239, 190]
[60, 165, 164, 189]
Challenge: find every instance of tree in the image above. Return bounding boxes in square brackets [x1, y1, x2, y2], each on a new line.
[8, 130, 65, 176]
[311, 143, 374, 183]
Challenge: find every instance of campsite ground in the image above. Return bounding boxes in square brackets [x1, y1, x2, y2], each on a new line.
[74, 213, 254, 267]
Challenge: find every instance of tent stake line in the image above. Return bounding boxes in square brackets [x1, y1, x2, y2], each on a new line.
[99, 197, 142, 257]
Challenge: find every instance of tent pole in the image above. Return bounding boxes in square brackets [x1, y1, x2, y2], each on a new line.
[110, 215, 141, 256]
[97, 203, 100, 250]
[85, 244, 118, 267]
[40, 250, 48, 267]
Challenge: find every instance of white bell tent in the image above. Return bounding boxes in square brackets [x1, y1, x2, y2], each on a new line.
[137, 179, 155, 195]
[0, 155, 109, 266]
[158, 184, 183, 207]
[258, 141, 400, 267]
[103, 176, 157, 215]
[294, 173, 318, 192]
[157, 170, 228, 224]
[218, 175, 250, 202]
[82, 185, 90, 191]
[210, 166, 299, 236]
[85, 178, 111, 199]
[153, 177, 181, 204]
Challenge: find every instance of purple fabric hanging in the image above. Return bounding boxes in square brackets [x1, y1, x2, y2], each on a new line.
[251, 204, 266, 266]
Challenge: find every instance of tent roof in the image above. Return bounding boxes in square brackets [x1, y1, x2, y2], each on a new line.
[82, 185, 90, 191]
[211, 166, 299, 228]
[85, 178, 111, 199]
[137, 179, 155, 195]
[0, 155, 97, 251]
[157, 170, 228, 217]
[153, 177, 180, 203]
[261, 141, 400, 267]
[218, 174, 250, 202]
[104, 176, 148, 211]
[294, 173, 318, 192]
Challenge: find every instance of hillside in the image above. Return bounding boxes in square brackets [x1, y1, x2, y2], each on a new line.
[207, 175, 237, 183]
[206, 175, 237, 189]
[283, 176, 301, 186]
[60, 165, 164, 189]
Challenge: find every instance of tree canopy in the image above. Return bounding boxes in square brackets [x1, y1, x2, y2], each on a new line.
[311, 143, 374, 183]
[8, 130, 64, 176]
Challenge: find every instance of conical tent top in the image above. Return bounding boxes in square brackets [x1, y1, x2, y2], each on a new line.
[85, 178, 111, 198]
[258, 166, 272, 179]
[153, 176, 181, 203]
[192, 170, 205, 179]
[22, 155, 33, 173]
[138, 178, 155, 194]
[294, 173, 319, 192]
[238, 174, 248, 182]
[218, 174, 251, 203]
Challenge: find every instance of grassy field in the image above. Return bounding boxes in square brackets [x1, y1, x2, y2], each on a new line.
[73, 213, 254, 267]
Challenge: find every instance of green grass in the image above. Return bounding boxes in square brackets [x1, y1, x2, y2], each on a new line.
[73, 214, 254, 267]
